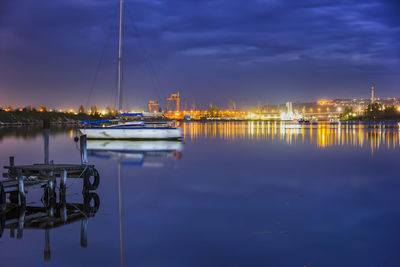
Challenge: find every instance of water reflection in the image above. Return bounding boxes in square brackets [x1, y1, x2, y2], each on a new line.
[0, 126, 75, 141]
[1, 125, 400, 265]
[87, 140, 183, 267]
[0, 182, 100, 261]
[183, 122, 400, 150]
[87, 140, 183, 167]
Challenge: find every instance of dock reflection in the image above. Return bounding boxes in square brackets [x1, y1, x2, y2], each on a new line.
[0, 183, 100, 261]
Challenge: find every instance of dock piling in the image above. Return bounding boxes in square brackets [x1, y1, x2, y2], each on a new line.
[10, 226, 15, 238]
[0, 183, 5, 211]
[48, 179, 56, 217]
[17, 207, 25, 239]
[60, 169, 67, 189]
[80, 219, 88, 248]
[80, 135, 88, 165]
[43, 120, 50, 165]
[17, 169, 26, 206]
[9, 157, 14, 167]
[44, 229, 51, 261]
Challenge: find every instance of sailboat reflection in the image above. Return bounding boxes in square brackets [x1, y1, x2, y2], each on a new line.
[87, 140, 184, 167]
[0, 185, 100, 261]
[87, 139, 183, 267]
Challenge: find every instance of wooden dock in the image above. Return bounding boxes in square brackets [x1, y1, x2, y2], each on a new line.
[0, 132, 101, 259]
[1, 135, 99, 209]
[1, 159, 99, 208]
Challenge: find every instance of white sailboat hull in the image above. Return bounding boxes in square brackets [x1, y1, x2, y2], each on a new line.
[80, 127, 183, 140]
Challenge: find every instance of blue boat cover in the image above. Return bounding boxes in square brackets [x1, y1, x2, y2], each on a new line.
[120, 113, 143, 117]
[81, 120, 111, 125]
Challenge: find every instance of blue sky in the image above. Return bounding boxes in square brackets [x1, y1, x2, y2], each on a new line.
[0, 0, 399, 109]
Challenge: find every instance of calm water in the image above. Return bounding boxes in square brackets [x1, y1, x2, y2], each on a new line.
[0, 122, 400, 266]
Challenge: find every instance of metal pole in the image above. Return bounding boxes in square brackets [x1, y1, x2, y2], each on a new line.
[117, 0, 124, 115]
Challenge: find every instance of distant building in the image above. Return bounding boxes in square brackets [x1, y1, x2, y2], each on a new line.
[286, 102, 293, 114]
[371, 85, 375, 104]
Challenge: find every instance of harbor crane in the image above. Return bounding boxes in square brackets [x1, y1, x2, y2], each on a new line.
[166, 92, 180, 112]
[148, 100, 160, 113]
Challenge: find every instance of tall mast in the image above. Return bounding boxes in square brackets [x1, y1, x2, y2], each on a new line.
[117, 0, 124, 114]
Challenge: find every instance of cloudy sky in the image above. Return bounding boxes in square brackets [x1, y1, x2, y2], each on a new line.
[0, 0, 399, 110]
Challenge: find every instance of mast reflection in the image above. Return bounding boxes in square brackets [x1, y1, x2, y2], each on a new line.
[87, 139, 183, 267]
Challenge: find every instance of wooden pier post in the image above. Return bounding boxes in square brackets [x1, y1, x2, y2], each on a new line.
[9, 156, 14, 167]
[60, 203, 67, 223]
[44, 229, 51, 261]
[80, 135, 88, 165]
[0, 182, 5, 211]
[48, 179, 55, 218]
[10, 226, 15, 238]
[17, 169, 26, 206]
[60, 171, 67, 222]
[43, 120, 50, 165]
[17, 206, 25, 239]
[8, 156, 15, 178]
[60, 169, 67, 189]
[80, 219, 88, 248]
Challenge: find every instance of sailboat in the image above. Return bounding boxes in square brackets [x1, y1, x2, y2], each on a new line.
[80, 0, 183, 140]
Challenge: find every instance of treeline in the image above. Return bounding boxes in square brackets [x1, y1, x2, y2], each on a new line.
[0, 108, 111, 124]
[341, 103, 400, 121]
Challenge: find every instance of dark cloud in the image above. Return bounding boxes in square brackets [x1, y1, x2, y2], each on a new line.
[0, 0, 399, 109]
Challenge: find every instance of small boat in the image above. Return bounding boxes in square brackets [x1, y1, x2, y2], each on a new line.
[79, 0, 182, 140]
[298, 118, 310, 124]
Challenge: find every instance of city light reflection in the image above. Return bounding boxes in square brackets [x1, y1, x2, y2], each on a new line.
[183, 122, 400, 152]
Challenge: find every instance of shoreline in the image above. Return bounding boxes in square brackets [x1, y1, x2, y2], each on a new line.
[1, 119, 399, 126]
[0, 121, 81, 126]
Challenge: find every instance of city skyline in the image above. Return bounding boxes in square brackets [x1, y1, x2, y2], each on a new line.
[1, 0, 399, 109]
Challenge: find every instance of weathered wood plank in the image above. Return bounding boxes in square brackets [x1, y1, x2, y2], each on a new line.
[5, 164, 94, 171]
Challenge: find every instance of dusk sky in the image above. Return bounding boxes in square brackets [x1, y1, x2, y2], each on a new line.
[1, 0, 399, 110]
